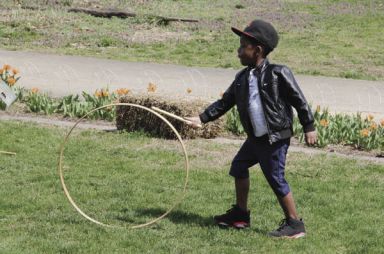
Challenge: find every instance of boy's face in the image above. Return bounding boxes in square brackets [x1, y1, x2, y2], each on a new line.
[237, 36, 261, 67]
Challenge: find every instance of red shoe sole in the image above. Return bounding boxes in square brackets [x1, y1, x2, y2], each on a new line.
[216, 221, 250, 229]
[286, 232, 306, 239]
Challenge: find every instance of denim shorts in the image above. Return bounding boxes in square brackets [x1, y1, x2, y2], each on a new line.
[229, 135, 291, 197]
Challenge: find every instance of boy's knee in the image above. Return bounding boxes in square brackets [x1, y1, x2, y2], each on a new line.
[272, 183, 291, 197]
[229, 163, 250, 179]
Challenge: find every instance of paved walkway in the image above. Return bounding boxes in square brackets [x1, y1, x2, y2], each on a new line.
[1, 49, 383, 119]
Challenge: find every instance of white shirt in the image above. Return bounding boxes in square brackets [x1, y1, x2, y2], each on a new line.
[248, 69, 268, 137]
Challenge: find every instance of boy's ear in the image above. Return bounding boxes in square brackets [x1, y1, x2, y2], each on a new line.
[255, 45, 264, 56]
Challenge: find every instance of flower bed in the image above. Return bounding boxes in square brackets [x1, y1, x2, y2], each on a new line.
[227, 106, 383, 152]
[294, 106, 384, 151]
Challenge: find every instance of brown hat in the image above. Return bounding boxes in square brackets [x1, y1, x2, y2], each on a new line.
[232, 19, 279, 52]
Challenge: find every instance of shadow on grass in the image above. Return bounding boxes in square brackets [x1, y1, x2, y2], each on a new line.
[134, 208, 214, 227]
[116, 207, 213, 227]
[117, 208, 270, 234]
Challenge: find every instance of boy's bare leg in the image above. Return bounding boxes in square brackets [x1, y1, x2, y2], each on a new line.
[235, 178, 249, 211]
[277, 192, 298, 219]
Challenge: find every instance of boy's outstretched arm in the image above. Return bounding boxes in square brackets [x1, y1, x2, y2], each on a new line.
[280, 66, 317, 146]
[184, 116, 202, 128]
[305, 131, 317, 145]
[186, 81, 236, 128]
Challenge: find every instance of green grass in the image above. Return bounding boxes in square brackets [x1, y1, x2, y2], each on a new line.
[0, 0, 383, 80]
[0, 120, 383, 253]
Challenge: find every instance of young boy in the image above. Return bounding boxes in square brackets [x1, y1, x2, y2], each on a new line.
[186, 19, 317, 238]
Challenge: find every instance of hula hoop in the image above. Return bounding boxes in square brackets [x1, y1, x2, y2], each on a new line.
[0, 151, 16, 155]
[58, 103, 189, 229]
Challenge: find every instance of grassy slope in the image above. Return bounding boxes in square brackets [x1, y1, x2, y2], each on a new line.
[0, 121, 383, 253]
[0, 0, 383, 80]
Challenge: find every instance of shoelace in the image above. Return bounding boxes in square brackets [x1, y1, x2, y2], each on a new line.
[277, 218, 289, 231]
[225, 205, 237, 214]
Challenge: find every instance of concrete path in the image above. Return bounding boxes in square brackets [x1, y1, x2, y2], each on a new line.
[1, 49, 383, 119]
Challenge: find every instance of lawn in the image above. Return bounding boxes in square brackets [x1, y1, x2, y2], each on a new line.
[0, 120, 383, 253]
[0, 0, 383, 80]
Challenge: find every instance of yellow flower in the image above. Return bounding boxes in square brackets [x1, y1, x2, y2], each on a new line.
[95, 89, 109, 98]
[316, 105, 321, 113]
[3, 64, 11, 71]
[381, 119, 384, 127]
[366, 114, 374, 121]
[187, 88, 192, 94]
[147, 82, 157, 93]
[101, 89, 109, 97]
[31, 87, 39, 94]
[369, 122, 378, 130]
[116, 88, 130, 96]
[94, 90, 102, 98]
[6, 77, 16, 86]
[319, 119, 329, 127]
[360, 128, 370, 137]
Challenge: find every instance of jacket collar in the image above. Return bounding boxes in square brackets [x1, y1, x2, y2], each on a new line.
[249, 58, 269, 75]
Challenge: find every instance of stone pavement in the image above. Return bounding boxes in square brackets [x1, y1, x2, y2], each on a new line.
[1, 49, 383, 119]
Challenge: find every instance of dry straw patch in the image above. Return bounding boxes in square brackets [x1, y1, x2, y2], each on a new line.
[116, 94, 224, 139]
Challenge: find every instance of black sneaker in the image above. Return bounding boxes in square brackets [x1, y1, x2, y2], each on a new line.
[268, 218, 306, 239]
[213, 205, 250, 229]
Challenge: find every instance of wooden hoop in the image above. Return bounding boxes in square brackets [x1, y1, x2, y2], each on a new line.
[58, 103, 189, 229]
[151, 106, 202, 128]
[0, 151, 16, 155]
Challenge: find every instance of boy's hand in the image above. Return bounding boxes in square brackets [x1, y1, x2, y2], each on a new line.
[184, 116, 202, 128]
[305, 131, 317, 146]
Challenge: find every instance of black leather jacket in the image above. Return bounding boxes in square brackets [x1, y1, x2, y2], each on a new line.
[199, 59, 315, 144]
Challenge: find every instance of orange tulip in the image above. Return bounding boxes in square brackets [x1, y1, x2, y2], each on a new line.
[366, 114, 374, 121]
[116, 88, 130, 96]
[31, 87, 39, 94]
[381, 119, 384, 127]
[147, 82, 157, 93]
[12, 68, 19, 75]
[6, 77, 16, 86]
[319, 119, 329, 127]
[3, 64, 11, 71]
[369, 122, 378, 130]
[360, 128, 370, 137]
[101, 89, 109, 97]
[94, 90, 102, 98]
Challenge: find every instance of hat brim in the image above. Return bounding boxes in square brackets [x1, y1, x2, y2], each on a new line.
[231, 27, 259, 42]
